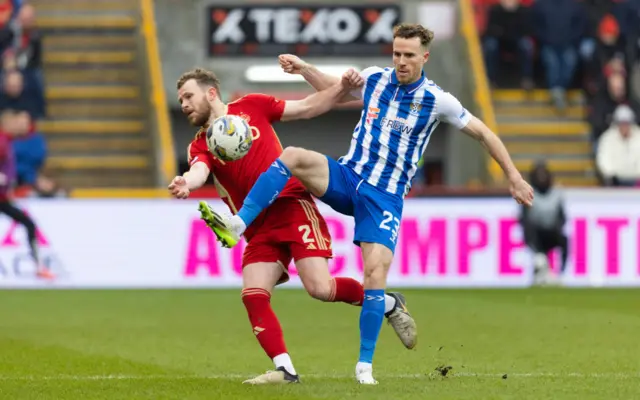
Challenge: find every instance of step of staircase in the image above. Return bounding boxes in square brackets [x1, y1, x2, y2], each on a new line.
[498, 121, 589, 136]
[505, 141, 592, 156]
[32, 0, 138, 12]
[46, 85, 140, 100]
[493, 89, 584, 104]
[48, 137, 150, 154]
[37, 15, 136, 30]
[43, 35, 136, 51]
[39, 120, 145, 135]
[46, 102, 144, 119]
[495, 105, 586, 119]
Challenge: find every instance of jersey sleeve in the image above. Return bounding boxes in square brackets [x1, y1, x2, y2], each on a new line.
[350, 66, 386, 99]
[436, 91, 473, 129]
[242, 93, 286, 122]
[187, 139, 214, 171]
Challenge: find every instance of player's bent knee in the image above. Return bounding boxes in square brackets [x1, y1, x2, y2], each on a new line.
[281, 146, 325, 173]
[305, 281, 332, 302]
[363, 262, 387, 289]
[280, 146, 306, 170]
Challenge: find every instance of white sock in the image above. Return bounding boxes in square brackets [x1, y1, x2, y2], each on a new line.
[230, 215, 247, 235]
[273, 353, 296, 375]
[384, 294, 396, 314]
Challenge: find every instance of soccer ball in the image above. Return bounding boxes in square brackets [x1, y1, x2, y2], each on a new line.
[206, 115, 253, 161]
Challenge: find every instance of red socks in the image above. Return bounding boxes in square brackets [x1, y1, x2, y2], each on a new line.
[241, 288, 287, 359]
[329, 277, 364, 306]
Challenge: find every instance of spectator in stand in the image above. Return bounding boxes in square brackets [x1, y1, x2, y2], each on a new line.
[596, 104, 640, 186]
[0, 69, 47, 188]
[519, 161, 568, 286]
[582, 14, 626, 96]
[588, 57, 640, 142]
[0, 0, 21, 53]
[532, 0, 586, 109]
[482, 0, 534, 90]
[3, 4, 42, 89]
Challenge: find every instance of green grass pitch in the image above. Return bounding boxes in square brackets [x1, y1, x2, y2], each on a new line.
[0, 288, 638, 399]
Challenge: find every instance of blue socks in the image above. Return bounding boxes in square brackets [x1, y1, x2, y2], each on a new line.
[358, 289, 385, 364]
[237, 158, 291, 227]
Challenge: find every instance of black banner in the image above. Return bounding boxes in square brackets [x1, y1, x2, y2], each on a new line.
[207, 4, 401, 57]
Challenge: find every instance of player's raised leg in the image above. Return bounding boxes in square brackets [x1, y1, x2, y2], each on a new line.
[201, 147, 329, 244]
[240, 261, 300, 384]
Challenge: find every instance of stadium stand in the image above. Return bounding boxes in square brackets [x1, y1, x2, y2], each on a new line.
[31, 0, 162, 189]
[473, 0, 640, 187]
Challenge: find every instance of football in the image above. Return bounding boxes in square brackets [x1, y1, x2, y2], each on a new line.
[206, 115, 253, 161]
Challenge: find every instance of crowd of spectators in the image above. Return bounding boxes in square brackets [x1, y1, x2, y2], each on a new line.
[476, 0, 640, 187]
[0, 0, 60, 198]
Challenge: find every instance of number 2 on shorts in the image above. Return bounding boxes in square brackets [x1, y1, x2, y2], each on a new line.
[298, 224, 315, 244]
[379, 211, 400, 243]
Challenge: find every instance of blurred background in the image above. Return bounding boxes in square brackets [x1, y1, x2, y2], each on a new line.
[0, 0, 638, 288]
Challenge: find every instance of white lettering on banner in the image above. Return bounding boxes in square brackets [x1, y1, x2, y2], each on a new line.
[324, 9, 360, 44]
[213, 9, 245, 43]
[365, 9, 398, 42]
[0, 192, 639, 288]
[211, 7, 396, 45]
[246, 8, 361, 44]
[247, 9, 273, 42]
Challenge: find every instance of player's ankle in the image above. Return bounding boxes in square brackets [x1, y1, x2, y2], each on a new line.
[273, 353, 297, 375]
[230, 215, 247, 235]
[356, 361, 373, 371]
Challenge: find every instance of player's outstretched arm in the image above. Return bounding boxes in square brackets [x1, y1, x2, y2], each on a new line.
[461, 116, 534, 206]
[280, 69, 362, 122]
[168, 162, 210, 199]
[279, 54, 339, 91]
[279, 54, 360, 103]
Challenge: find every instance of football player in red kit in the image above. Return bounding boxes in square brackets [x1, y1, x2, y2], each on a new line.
[168, 68, 417, 384]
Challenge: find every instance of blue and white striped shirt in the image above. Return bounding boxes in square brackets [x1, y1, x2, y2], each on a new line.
[340, 67, 472, 197]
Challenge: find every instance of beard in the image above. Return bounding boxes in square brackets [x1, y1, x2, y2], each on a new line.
[189, 100, 212, 127]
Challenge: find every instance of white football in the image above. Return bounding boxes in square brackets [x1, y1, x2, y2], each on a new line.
[206, 115, 253, 161]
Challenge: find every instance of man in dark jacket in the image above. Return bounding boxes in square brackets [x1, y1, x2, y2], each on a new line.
[482, 0, 534, 89]
[533, 0, 586, 109]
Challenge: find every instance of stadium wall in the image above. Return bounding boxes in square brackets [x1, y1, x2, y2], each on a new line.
[2, 189, 640, 289]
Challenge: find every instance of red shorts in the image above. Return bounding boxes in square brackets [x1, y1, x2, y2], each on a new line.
[242, 195, 333, 284]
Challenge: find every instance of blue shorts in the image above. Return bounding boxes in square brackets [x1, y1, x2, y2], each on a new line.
[319, 156, 404, 253]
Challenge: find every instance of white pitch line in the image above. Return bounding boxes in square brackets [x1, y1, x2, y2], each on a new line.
[0, 372, 638, 381]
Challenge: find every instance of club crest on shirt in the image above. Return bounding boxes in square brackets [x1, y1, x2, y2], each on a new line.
[237, 112, 251, 123]
[409, 102, 422, 116]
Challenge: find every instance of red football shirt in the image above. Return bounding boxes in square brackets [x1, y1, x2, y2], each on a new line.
[188, 94, 308, 238]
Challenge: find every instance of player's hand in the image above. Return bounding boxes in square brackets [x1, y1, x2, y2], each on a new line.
[341, 68, 364, 89]
[168, 176, 190, 199]
[509, 176, 534, 207]
[279, 54, 307, 74]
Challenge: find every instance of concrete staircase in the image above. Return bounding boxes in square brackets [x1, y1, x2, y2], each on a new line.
[493, 89, 597, 187]
[32, 0, 156, 188]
